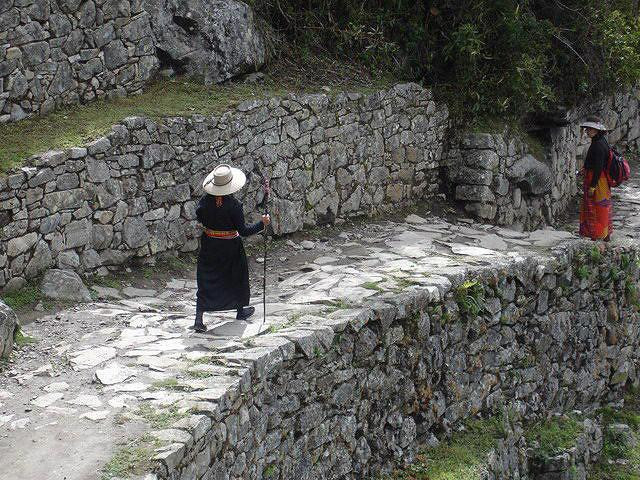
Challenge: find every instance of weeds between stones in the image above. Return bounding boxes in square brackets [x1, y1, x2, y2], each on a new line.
[455, 280, 485, 318]
[101, 434, 162, 480]
[13, 327, 37, 347]
[388, 416, 506, 480]
[525, 416, 584, 461]
[135, 403, 187, 429]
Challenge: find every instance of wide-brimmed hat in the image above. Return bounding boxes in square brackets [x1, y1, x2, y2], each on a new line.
[202, 164, 247, 196]
[580, 117, 609, 131]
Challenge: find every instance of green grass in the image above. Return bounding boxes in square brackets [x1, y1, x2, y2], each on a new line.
[0, 282, 43, 311]
[0, 65, 395, 174]
[186, 369, 215, 379]
[362, 281, 384, 292]
[455, 279, 485, 318]
[389, 417, 506, 480]
[13, 327, 37, 347]
[135, 403, 187, 429]
[525, 416, 584, 460]
[0, 78, 289, 173]
[101, 434, 161, 480]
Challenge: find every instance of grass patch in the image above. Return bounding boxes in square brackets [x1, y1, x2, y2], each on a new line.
[186, 369, 215, 379]
[576, 265, 590, 281]
[135, 403, 187, 429]
[362, 281, 384, 292]
[525, 416, 584, 460]
[149, 378, 191, 392]
[13, 327, 37, 347]
[89, 276, 123, 290]
[389, 416, 506, 480]
[0, 78, 286, 172]
[455, 280, 485, 318]
[0, 61, 395, 174]
[267, 312, 302, 334]
[0, 282, 43, 311]
[101, 434, 161, 480]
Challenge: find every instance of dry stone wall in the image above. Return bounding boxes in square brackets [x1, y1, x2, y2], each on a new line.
[0, 0, 159, 122]
[148, 242, 640, 479]
[0, 0, 266, 123]
[443, 87, 640, 230]
[0, 83, 448, 289]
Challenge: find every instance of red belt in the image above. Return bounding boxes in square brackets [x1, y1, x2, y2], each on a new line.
[203, 228, 239, 239]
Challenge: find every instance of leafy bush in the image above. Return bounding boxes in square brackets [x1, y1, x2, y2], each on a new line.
[249, 0, 640, 122]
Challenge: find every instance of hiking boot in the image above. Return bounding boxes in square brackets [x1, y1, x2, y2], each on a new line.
[236, 306, 255, 321]
[193, 323, 207, 333]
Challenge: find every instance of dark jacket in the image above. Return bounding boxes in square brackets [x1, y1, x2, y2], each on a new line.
[584, 133, 609, 188]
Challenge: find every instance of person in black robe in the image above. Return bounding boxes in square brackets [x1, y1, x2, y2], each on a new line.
[193, 164, 270, 333]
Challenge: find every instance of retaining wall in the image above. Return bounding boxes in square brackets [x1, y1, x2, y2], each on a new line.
[148, 242, 640, 479]
[0, 83, 448, 289]
[0, 0, 159, 122]
[443, 87, 640, 230]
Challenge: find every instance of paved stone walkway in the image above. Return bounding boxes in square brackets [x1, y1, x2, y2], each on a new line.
[1, 167, 639, 479]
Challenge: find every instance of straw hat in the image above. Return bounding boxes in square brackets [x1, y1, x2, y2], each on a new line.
[580, 116, 609, 132]
[202, 164, 247, 196]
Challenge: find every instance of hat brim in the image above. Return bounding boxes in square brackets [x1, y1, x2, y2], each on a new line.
[202, 167, 247, 195]
[580, 121, 609, 131]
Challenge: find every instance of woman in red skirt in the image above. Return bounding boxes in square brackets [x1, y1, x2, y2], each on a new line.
[579, 116, 612, 242]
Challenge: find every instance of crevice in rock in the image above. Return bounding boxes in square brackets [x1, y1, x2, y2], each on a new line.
[172, 15, 198, 35]
[155, 47, 188, 75]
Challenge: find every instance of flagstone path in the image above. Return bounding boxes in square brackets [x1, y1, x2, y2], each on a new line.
[1, 166, 639, 480]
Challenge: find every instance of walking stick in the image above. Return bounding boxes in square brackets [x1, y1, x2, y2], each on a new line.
[260, 172, 270, 333]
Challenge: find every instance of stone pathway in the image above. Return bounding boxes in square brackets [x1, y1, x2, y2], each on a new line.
[1, 167, 639, 479]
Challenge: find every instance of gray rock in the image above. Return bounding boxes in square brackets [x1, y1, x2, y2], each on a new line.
[123, 217, 150, 248]
[41, 269, 91, 302]
[0, 300, 18, 359]
[144, 0, 265, 84]
[507, 154, 552, 195]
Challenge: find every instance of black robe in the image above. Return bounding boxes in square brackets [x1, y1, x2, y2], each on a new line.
[196, 194, 263, 312]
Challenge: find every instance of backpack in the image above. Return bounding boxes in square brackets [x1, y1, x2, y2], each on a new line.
[605, 140, 630, 187]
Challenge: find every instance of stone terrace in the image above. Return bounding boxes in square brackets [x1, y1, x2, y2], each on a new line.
[0, 167, 639, 479]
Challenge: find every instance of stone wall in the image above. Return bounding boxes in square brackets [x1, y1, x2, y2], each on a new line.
[443, 86, 640, 230]
[0, 0, 159, 122]
[0, 83, 448, 289]
[0, 0, 266, 123]
[147, 242, 640, 479]
[443, 132, 558, 230]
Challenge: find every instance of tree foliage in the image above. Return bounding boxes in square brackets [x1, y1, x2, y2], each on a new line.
[249, 0, 640, 120]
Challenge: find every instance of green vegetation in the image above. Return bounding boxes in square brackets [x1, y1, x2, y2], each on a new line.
[101, 435, 161, 480]
[0, 63, 393, 174]
[362, 281, 385, 292]
[251, 0, 640, 122]
[13, 327, 37, 347]
[525, 416, 584, 460]
[263, 464, 277, 477]
[135, 403, 187, 429]
[388, 416, 506, 480]
[455, 280, 485, 318]
[150, 378, 192, 393]
[576, 265, 590, 281]
[0, 282, 43, 311]
[186, 369, 215, 379]
[592, 391, 640, 479]
[590, 246, 604, 264]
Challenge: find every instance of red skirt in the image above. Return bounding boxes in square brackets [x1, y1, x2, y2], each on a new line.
[579, 169, 612, 240]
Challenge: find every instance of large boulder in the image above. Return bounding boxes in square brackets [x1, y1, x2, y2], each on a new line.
[507, 154, 552, 195]
[41, 269, 92, 302]
[0, 300, 18, 359]
[143, 0, 265, 84]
